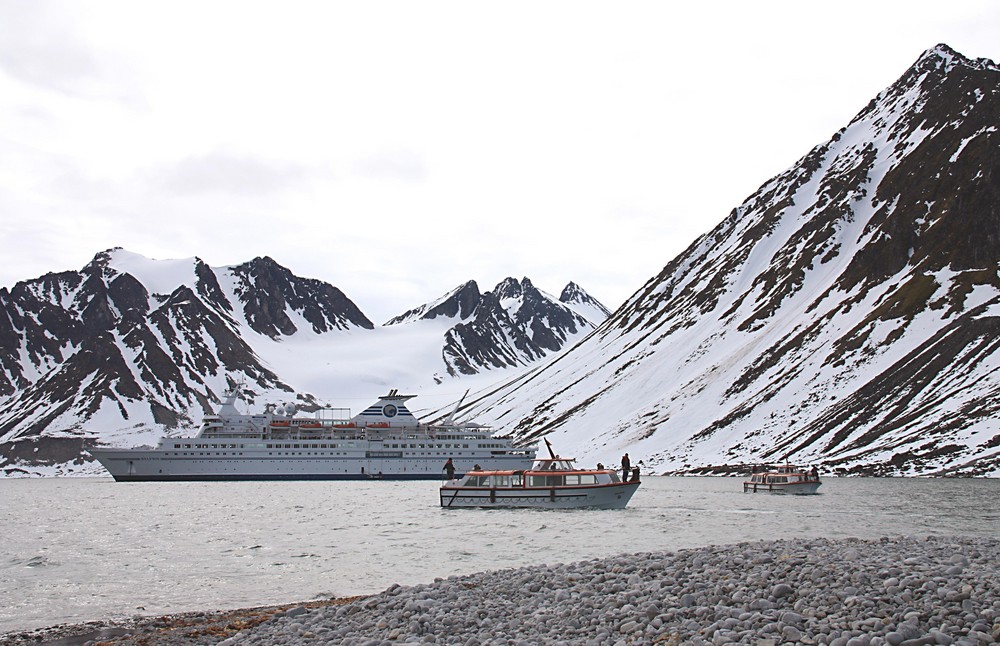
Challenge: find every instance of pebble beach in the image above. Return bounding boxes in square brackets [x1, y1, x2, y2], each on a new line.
[4, 535, 998, 645]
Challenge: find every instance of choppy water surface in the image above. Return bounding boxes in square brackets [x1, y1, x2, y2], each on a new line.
[3, 476, 998, 633]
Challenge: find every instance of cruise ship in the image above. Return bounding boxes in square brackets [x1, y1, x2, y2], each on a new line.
[89, 387, 536, 481]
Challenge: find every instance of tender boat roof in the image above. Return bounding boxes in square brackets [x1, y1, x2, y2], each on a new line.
[467, 468, 610, 476]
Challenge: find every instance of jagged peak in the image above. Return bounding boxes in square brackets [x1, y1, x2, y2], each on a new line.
[455, 279, 480, 293]
[384, 280, 482, 325]
[916, 43, 998, 73]
[559, 282, 584, 302]
[559, 282, 612, 320]
[237, 255, 288, 275]
[248, 255, 280, 267]
[83, 248, 123, 276]
[494, 277, 529, 301]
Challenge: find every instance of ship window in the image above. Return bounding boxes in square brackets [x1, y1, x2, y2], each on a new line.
[511, 475, 523, 486]
[174, 444, 181, 449]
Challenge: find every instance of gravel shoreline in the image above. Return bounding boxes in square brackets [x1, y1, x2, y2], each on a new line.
[3, 536, 998, 645]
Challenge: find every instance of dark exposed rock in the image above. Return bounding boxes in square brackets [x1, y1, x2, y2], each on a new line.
[231, 256, 373, 338]
[440, 278, 602, 376]
[385, 281, 483, 324]
[386, 277, 609, 377]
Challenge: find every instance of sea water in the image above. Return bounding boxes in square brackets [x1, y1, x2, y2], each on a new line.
[2, 476, 998, 634]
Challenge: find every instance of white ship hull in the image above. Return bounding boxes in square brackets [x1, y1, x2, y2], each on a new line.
[90, 446, 534, 481]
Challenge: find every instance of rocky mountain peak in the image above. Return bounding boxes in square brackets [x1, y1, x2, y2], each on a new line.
[384, 280, 482, 325]
[382, 276, 610, 378]
[231, 256, 374, 337]
[494, 277, 526, 301]
[560, 282, 612, 318]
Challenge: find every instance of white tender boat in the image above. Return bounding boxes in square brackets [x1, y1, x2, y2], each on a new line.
[439, 440, 640, 509]
[89, 387, 535, 481]
[743, 464, 821, 494]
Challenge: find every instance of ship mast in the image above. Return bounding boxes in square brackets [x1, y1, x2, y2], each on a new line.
[442, 389, 470, 426]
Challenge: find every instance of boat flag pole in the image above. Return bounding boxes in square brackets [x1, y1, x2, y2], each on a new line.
[544, 437, 557, 460]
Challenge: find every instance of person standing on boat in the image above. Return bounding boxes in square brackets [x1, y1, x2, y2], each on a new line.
[444, 458, 455, 480]
[621, 453, 631, 482]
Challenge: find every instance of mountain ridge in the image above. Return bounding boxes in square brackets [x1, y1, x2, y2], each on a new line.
[0, 249, 608, 475]
[453, 43, 1000, 477]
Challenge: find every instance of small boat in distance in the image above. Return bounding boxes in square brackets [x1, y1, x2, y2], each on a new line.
[743, 463, 821, 494]
[440, 439, 640, 509]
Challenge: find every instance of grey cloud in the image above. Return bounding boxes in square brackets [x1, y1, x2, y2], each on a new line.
[351, 150, 426, 181]
[0, 2, 143, 104]
[157, 152, 311, 196]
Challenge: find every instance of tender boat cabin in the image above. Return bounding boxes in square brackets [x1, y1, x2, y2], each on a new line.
[743, 463, 821, 494]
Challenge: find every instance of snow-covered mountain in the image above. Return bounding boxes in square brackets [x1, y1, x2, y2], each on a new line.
[455, 44, 1000, 477]
[0, 250, 608, 476]
[389, 277, 602, 377]
[4, 43, 996, 479]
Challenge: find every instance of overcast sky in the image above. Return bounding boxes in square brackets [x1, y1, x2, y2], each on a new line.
[1, 1, 997, 323]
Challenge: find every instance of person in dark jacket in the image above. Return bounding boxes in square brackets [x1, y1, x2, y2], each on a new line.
[621, 453, 631, 482]
[443, 458, 455, 480]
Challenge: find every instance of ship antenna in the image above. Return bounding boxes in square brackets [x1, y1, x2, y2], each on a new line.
[443, 390, 469, 426]
[544, 437, 557, 460]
